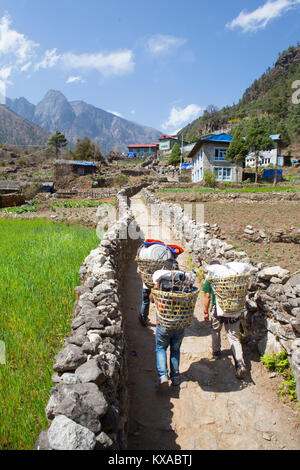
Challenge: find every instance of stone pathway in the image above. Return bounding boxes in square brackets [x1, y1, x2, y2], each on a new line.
[123, 193, 299, 450]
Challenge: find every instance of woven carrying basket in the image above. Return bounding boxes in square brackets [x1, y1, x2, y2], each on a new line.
[209, 274, 250, 315]
[152, 287, 199, 330]
[135, 257, 166, 288]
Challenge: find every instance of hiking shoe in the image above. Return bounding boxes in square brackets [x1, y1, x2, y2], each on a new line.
[235, 362, 247, 380]
[156, 376, 169, 391]
[138, 314, 148, 327]
[171, 376, 180, 387]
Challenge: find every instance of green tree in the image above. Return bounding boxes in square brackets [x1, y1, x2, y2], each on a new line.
[47, 130, 67, 156]
[226, 130, 249, 183]
[245, 119, 274, 183]
[74, 137, 103, 162]
[167, 143, 182, 167]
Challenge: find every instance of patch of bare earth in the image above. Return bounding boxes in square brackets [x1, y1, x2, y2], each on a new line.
[158, 194, 300, 273]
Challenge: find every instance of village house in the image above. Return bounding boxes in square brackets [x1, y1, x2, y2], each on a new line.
[245, 134, 284, 168]
[127, 143, 159, 159]
[188, 133, 242, 183]
[54, 159, 97, 181]
[159, 135, 189, 155]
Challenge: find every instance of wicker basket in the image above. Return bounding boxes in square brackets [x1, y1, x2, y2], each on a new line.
[135, 257, 166, 288]
[152, 287, 199, 330]
[209, 274, 250, 315]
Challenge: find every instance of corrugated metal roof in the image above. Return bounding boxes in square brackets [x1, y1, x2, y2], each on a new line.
[128, 144, 158, 148]
[269, 134, 281, 141]
[203, 133, 233, 143]
[54, 159, 96, 167]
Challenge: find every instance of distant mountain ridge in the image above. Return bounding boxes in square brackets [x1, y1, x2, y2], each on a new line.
[0, 105, 49, 147]
[6, 90, 162, 154]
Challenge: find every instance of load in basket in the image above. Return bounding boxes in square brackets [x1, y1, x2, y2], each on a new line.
[135, 240, 184, 288]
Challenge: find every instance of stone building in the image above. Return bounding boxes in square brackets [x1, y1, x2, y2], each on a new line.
[54, 160, 97, 182]
[188, 133, 243, 183]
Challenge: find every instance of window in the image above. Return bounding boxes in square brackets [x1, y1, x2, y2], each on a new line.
[215, 148, 227, 161]
[215, 167, 232, 181]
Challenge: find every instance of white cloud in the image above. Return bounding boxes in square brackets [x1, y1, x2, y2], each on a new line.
[227, 0, 300, 33]
[107, 109, 124, 118]
[35, 48, 60, 71]
[0, 13, 38, 64]
[66, 75, 85, 84]
[147, 34, 187, 55]
[0, 13, 38, 101]
[61, 50, 135, 76]
[35, 48, 134, 77]
[162, 104, 202, 131]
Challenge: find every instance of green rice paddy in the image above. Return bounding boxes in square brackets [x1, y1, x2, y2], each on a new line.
[0, 218, 99, 449]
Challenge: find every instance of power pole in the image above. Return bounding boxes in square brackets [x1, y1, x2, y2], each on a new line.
[180, 134, 183, 183]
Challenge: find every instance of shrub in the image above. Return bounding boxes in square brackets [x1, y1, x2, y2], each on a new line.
[260, 351, 296, 402]
[113, 174, 129, 188]
[204, 170, 217, 188]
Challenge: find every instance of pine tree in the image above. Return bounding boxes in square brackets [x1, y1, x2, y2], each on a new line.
[226, 130, 249, 183]
[47, 131, 67, 156]
[73, 137, 103, 162]
[245, 119, 274, 183]
[167, 143, 182, 167]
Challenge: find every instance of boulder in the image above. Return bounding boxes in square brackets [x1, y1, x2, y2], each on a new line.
[47, 415, 96, 451]
[53, 344, 86, 373]
[258, 266, 290, 281]
[50, 382, 108, 433]
[75, 358, 106, 386]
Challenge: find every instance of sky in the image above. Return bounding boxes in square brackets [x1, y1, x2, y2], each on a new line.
[0, 0, 299, 135]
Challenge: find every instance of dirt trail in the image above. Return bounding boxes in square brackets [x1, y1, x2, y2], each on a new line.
[123, 193, 299, 450]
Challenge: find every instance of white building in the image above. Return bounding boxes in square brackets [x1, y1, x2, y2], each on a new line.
[245, 134, 283, 168]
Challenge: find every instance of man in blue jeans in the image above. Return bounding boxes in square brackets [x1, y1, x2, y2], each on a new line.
[150, 259, 186, 390]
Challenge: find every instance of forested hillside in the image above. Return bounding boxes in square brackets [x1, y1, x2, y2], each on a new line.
[181, 45, 300, 151]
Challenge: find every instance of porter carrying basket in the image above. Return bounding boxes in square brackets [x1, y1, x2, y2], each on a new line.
[152, 287, 199, 330]
[209, 274, 250, 315]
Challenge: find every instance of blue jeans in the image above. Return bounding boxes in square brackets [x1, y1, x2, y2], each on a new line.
[155, 324, 185, 381]
[140, 288, 151, 319]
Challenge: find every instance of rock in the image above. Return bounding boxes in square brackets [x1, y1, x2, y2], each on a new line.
[66, 332, 87, 347]
[82, 341, 99, 355]
[258, 266, 290, 281]
[75, 358, 106, 386]
[266, 284, 284, 298]
[50, 382, 108, 433]
[47, 415, 96, 451]
[61, 373, 81, 385]
[35, 431, 52, 450]
[291, 308, 300, 317]
[285, 274, 300, 288]
[53, 344, 86, 373]
[95, 431, 114, 450]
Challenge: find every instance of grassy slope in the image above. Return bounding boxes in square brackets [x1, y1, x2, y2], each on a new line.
[0, 219, 99, 450]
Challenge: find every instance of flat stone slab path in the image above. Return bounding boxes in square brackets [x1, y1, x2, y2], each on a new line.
[123, 194, 299, 450]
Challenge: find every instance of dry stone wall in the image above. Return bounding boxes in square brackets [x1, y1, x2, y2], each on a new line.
[142, 187, 300, 400]
[35, 185, 144, 451]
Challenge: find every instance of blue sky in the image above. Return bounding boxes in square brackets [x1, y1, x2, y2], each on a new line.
[0, 0, 299, 134]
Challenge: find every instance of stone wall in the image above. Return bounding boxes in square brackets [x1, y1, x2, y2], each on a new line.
[35, 185, 143, 451]
[141, 187, 300, 400]
[0, 193, 25, 208]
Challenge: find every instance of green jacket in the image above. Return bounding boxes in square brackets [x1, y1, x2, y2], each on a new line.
[202, 279, 216, 306]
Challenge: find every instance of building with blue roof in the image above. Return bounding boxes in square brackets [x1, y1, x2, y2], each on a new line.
[188, 133, 241, 183]
[54, 159, 97, 183]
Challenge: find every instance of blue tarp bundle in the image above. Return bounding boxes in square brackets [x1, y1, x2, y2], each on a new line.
[262, 169, 283, 180]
